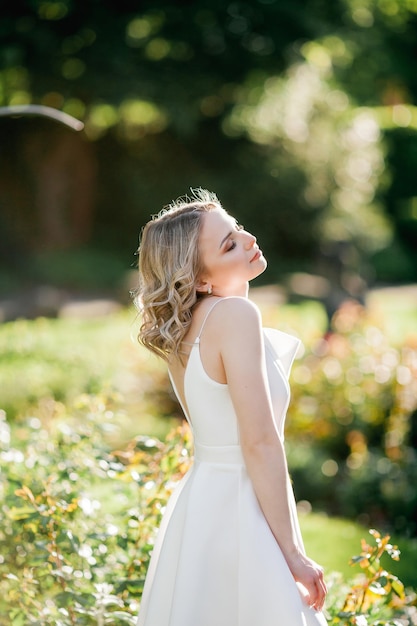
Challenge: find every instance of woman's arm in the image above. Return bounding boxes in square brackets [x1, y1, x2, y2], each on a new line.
[217, 297, 327, 611]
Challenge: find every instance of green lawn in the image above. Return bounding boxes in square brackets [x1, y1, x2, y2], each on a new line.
[301, 512, 417, 588]
[0, 309, 176, 439]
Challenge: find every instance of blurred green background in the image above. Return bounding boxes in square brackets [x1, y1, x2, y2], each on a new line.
[0, 0, 417, 311]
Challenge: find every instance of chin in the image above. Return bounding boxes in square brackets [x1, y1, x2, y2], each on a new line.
[258, 257, 268, 273]
[252, 261, 267, 281]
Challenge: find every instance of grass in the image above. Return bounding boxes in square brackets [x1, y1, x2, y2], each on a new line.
[0, 309, 176, 439]
[301, 512, 417, 589]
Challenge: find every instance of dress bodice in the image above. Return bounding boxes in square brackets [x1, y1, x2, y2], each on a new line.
[169, 325, 300, 447]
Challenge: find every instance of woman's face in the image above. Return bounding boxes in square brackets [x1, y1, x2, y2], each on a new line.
[197, 208, 267, 297]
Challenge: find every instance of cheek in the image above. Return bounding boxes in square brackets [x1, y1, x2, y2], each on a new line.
[227, 255, 246, 272]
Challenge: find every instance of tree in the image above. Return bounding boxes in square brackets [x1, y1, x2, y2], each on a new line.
[1, 0, 416, 287]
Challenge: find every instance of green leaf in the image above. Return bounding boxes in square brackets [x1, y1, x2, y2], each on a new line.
[350, 555, 367, 564]
[55, 590, 95, 607]
[9, 611, 27, 626]
[368, 581, 387, 595]
[7, 506, 38, 521]
[377, 575, 388, 586]
[115, 578, 144, 594]
[390, 577, 405, 598]
[104, 611, 136, 624]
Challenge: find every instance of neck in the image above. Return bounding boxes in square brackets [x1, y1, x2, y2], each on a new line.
[216, 283, 249, 298]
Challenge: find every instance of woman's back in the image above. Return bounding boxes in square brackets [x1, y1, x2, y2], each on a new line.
[168, 296, 295, 448]
[168, 297, 243, 447]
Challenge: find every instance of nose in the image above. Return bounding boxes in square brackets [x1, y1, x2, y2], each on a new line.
[244, 231, 256, 249]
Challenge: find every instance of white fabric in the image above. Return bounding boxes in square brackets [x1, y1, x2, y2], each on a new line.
[137, 313, 327, 626]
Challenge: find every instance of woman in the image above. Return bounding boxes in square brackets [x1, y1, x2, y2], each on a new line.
[135, 189, 327, 626]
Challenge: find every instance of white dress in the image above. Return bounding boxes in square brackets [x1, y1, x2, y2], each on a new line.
[137, 300, 327, 626]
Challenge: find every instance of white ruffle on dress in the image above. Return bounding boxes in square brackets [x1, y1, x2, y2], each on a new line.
[137, 302, 327, 626]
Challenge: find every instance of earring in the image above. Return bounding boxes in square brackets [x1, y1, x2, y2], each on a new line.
[207, 285, 212, 295]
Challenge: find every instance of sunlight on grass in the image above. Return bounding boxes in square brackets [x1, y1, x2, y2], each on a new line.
[0, 309, 175, 436]
[301, 514, 368, 578]
[301, 513, 417, 588]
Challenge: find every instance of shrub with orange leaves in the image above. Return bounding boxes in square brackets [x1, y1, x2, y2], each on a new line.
[326, 529, 416, 625]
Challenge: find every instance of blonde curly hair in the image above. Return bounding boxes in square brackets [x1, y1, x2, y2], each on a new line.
[134, 189, 222, 360]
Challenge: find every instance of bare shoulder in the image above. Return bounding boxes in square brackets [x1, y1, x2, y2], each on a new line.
[210, 296, 262, 340]
[211, 296, 260, 323]
[217, 298, 265, 377]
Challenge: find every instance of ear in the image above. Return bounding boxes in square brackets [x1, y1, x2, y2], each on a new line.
[195, 278, 211, 295]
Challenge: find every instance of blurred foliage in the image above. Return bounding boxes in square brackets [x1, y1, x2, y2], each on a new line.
[33, 248, 128, 290]
[0, 394, 192, 624]
[0, 395, 416, 625]
[287, 300, 417, 536]
[0, 0, 417, 284]
[2, 0, 417, 130]
[226, 64, 390, 255]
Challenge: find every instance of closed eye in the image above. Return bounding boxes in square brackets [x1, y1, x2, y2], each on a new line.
[220, 221, 244, 251]
[225, 222, 244, 250]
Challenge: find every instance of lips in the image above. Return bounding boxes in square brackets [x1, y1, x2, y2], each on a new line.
[250, 249, 261, 262]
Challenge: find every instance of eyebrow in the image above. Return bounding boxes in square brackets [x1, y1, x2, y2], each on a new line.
[219, 231, 232, 249]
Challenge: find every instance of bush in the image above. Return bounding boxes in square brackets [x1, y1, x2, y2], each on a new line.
[0, 394, 192, 625]
[287, 300, 417, 535]
[326, 529, 416, 626]
[0, 397, 415, 625]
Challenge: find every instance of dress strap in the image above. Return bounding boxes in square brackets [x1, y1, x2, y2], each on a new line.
[195, 297, 229, 343]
